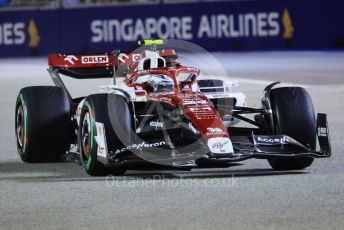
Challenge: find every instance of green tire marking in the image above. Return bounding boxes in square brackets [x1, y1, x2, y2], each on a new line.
[19, 93, 27, 154]
[84, 100, 94, 170]
[85, 155, 92, 170]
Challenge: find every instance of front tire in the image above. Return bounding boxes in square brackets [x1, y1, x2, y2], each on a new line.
[267, 87, 315, 170]
[79, 94, 133, 176]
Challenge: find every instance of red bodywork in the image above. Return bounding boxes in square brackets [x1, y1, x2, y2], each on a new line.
[126, 68, 229, 141]
[48, 51, 229, 141]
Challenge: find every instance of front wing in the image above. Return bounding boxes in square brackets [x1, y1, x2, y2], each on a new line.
[207, 113, 331, 162]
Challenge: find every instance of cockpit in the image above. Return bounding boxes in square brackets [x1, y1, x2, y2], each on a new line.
[177, 70, 199, 92]
[132, 74, 175, 93]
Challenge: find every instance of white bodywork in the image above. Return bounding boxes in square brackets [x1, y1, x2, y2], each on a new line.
[208, 137, 234, 154]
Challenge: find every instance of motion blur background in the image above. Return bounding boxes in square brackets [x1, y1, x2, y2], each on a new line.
[0, 0, 343, 57]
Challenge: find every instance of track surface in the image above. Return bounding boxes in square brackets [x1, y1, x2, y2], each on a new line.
[1, 52, 344, 230]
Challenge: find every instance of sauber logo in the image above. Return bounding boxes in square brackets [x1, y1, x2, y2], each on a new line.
[207, 127, 223, 134]
[81, 55, 109, 64]
[206, 127, 226, 136]
[64, 55, 78, 65]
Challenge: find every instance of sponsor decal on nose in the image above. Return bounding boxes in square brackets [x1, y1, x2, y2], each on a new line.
[208, 137, 234, 154]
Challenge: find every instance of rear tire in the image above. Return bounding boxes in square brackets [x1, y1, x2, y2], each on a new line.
[267, 87, 315, 170]
[15, 86, 72, 162]
[79, 94, 133, 176]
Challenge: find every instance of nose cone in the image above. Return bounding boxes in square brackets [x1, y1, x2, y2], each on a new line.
[181, 94, 229, 140]
[183, 103, 234, 154]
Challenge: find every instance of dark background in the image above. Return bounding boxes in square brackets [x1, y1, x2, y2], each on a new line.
[0, 0, 343, 57]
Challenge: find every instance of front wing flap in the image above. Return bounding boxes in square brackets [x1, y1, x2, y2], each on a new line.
[212, 113, 331, 161]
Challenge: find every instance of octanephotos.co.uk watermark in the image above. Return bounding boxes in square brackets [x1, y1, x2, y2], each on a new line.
[105, 174, 239, 188]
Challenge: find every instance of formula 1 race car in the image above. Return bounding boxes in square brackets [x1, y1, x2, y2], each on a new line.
[15, 40, 331, 176]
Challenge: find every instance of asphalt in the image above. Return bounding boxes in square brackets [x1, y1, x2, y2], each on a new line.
[0, 51, 343, 230]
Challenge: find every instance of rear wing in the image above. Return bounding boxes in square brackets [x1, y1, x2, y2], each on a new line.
[47, 53, 119, 103]
[47, 47, 178, 101]
[48, 53, 116, 79]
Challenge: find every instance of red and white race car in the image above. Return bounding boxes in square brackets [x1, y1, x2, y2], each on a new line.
[15, 40, 331, 176]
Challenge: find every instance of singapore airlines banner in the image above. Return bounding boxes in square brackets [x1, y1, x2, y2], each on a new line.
[0, 0, 343, 57]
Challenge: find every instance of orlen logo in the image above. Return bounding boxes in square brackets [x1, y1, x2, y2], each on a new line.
[0, 19, 40, 47]
[81, 55, 109, 64]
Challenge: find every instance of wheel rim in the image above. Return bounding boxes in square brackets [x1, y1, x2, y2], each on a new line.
[16, 104, 24, 148]
[81, 112, 91, 160]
